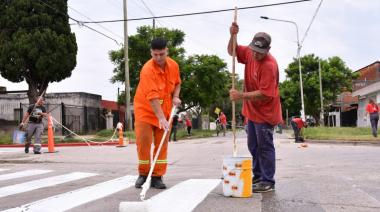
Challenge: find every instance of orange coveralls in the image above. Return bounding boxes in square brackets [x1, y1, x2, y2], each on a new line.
[133, 57, 181, 176]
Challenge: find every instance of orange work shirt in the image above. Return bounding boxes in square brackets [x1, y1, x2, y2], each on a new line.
[134, 57, 181, 127]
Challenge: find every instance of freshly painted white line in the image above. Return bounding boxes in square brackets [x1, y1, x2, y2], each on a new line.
[0, 169, 9, 172]
[120, 179, 221, 212]
[0, 170, 53, 181]
[3, 175, 137, 212]
[0, 172, 97, 198]
[0, 148, 23, 153]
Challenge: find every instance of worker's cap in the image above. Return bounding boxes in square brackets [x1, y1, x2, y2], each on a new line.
[248, 32, 271, 54]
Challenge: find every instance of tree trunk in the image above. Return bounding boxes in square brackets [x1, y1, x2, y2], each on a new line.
[26, 80, 48, 104]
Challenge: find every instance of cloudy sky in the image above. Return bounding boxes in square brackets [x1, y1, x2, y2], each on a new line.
[1, 0, 379, 101]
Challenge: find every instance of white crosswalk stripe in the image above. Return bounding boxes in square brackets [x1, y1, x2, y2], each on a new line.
[0, 170, 53, 182]
[0, 169, 220, 212]
[3, 175, 137, 212]
[120, 179, 221, 212]
[0, 172, 97, 198]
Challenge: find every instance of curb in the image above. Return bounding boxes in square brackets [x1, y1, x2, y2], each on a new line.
[0, 140, 136, 148]
[306, 139, 380, 146]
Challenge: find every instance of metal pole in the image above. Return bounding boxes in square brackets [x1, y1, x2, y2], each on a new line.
[123, 0, 132, 130]
[318, 60, 324, 126]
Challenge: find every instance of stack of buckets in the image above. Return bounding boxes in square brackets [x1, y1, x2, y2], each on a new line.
[222, 156, 252, 198]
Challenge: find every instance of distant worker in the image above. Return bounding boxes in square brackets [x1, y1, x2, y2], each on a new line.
[365, 98, 379, 137]
[133, 38, 181, 189]
[185, 115, 192, 136]
[169, 113, 179, 142]
[19, 97, 47, 154]
[290, 117, 307, 143]
[219, 112, 227, 136]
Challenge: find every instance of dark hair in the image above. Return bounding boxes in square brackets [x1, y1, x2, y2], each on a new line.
[151, 38, 167, 50]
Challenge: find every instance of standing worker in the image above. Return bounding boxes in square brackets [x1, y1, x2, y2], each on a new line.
[133, 38, 181, 189]
[19, 97, 47, 154]
[185, 114, 192, 136]
[290, 117, 307, 143]
[219, 112, 227, 136]
[169, 113, 179, 142]
[228, 22, 282, 193]
[365, 98, 379, 137]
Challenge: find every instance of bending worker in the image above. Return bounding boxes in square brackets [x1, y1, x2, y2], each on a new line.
[290, 117, 307, 143]
[133, 38, 181, 189]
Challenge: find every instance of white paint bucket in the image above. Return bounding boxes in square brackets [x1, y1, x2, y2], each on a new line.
[13, 130, 26, 144]
[222, 155, 252, 197]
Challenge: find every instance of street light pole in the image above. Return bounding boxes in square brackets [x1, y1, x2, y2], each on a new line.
[260, 16, 306, 121]
[123, 0, 132, 130]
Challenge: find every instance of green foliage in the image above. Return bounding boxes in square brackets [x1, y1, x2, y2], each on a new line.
[0, 0, 77, 103]
[280, 54, 358, 120]
[109, 26, 185, 103]
[303, 127, 379, 141]
[0, 131, 12, 144]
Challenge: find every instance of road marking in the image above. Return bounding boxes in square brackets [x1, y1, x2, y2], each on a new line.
[0, 172, 97, 198]
[0, 149, 23, 153]
[120, 179, 221, 212]
[3, 175, 137, 212]
[0, 169, 9, 172]
[0, 170, 53, 182]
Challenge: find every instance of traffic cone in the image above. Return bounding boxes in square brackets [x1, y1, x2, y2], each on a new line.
[116, 122, 126, 147]
[47, 114, 57, 153]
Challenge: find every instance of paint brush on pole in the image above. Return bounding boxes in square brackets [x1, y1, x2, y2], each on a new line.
[119, 106, 177, 212]
[231, 7, 238, 157]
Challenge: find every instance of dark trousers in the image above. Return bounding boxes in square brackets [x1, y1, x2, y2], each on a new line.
[170, 125, 177, 141]
[370, 113, 379, 137]
[247, 120, 276, 185]
[290, 121, 301, 142]
[187, 126, 192, 135]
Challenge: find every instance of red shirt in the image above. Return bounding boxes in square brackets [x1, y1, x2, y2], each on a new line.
[185, 118, 192, 127]
[366, 103, 379, 113]
[292, 118, 305, 129]
[236, 45, 283, 126]
[219, 113, 227, 125]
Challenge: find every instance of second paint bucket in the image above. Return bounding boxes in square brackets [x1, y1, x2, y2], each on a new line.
[222, 155, 252, 197]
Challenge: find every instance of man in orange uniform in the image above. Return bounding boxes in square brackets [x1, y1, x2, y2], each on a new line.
[133, 38, 181, 189]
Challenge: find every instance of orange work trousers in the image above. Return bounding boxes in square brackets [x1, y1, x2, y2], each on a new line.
[135, 121, 169, 177]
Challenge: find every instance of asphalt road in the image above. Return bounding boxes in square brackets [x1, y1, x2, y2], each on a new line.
[1, 131, 380, 212]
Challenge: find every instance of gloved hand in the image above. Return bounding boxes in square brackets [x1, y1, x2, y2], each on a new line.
[159, 118, 170, 131]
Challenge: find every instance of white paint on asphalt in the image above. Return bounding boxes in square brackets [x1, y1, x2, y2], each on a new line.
[146, 179, 220, 212]
[2, 175, 137, 212]
[0, 148, 23, 153]
[0, 169, 9, 172]
[0, 172, 97, 198]
[0, 170, 53, 182]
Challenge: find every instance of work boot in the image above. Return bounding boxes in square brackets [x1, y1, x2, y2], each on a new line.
[33, 151, 41, 154]
[151, 176, 166, 189]
[24, 143, 30, 153]
[252, 182, 275, 193]
[135, 175, 147, 188]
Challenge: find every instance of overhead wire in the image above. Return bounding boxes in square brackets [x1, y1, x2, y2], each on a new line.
[75, 0, 312, 24]
[36, 0, 121, 45]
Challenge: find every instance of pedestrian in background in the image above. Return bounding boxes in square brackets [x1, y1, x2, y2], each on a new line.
[169, 113, 179, 142]
[185, 115, 192, 136]
[365, 98, 379, 137]
[19, 97, 47, 154]
[290, 117, 307, 143]
[219, 112, 227, 136]
[228, 22, 282, 193]
[133, 38, 182, 189]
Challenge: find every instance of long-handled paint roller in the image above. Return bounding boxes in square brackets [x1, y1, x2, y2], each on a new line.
[231, 7, 238, 157]
[119, 106, 177, 212]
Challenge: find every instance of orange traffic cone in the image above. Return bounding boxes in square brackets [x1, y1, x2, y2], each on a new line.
[116, 122, 126, 147]
[47, 114, 57, 153]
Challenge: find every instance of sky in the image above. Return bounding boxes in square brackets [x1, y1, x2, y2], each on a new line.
[0, 0, 379, 101]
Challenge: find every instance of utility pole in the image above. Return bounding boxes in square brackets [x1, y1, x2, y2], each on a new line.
[319, 60, 324, 126]
[123, 0, 132, 130]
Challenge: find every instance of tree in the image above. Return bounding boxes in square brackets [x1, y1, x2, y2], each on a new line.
[109, 26, 185, 103]
[0, 0, 77, 103]
[181, 54, 230, 115]
[280, 54, 358, 122]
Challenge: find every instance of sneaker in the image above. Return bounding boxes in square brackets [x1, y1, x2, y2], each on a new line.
[33, 151, 41, 154]
[252, 182, 275, 193]
[135, 175, 147, 188]
[24, 143, 30, 153]
[151, 176, 167, 189]
[252, 176, 261, 185]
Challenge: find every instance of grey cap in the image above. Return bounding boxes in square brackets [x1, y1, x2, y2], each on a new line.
[248, 32, 271, 54]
